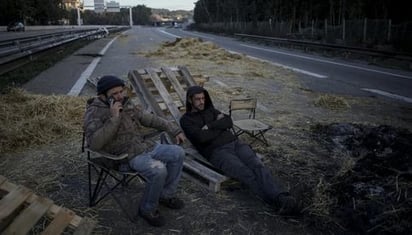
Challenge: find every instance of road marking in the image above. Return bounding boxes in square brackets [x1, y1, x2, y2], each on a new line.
[181, 31, 215, 40]
[248, 54, 327, 78]
[227, 49, 328, 78]
[158, 29, 181, 38]
[241, 44, 412, 79]
[362, 88, 412, 103]
[67, 35, 119, 96]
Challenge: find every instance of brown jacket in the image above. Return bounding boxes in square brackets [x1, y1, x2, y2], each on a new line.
[83, 97, 181, 159]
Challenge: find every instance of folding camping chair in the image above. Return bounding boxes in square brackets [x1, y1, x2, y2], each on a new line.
[229, 98, 272, 146]
[81, 133, 146, 222]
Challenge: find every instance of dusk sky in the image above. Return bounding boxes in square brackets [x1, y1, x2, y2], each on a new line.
[84, 0, 196, 11]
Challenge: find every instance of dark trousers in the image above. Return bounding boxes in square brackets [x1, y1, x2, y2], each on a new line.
[209, 140, 284, 204]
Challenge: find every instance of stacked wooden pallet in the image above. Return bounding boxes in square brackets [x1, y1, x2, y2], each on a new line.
[128, 66, 229, 192]
[0, 175, 96, 235]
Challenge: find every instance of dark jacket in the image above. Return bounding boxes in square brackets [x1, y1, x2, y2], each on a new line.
[180, 86, 236, 158]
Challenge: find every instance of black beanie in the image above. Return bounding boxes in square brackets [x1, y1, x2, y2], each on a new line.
[97, 75, 125, 95]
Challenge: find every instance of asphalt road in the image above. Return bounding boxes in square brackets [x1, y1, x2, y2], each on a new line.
[161, 28, 412, 103]
[22, 26, 412, 103]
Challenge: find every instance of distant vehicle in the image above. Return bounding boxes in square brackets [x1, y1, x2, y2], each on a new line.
[173, 22, 182, 28]
[7, 22, 25, 32]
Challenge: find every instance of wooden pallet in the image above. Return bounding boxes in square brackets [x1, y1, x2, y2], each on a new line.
[0, 175, 96, 235]
[128, 66, 229, 192]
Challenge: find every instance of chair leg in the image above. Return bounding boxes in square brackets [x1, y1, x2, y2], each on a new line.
[89, 164, 109, 206]
[238, 130, 269, 146]
[88, 162, 143, 207]
[254, 131, 269, 146]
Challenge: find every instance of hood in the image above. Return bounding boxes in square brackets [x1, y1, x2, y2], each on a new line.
[185, 86, 214, 112]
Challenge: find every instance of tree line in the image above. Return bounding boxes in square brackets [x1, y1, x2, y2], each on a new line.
[0, 0, 152, 26]
[193, 0, 411, 25]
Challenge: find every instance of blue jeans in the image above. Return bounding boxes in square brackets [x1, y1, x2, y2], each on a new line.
[128, 143, 185, 213]
[209, 140, 284, 204]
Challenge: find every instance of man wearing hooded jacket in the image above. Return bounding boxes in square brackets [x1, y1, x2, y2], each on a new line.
[180, 86, 297, 215]
[84, 75, 186, 227]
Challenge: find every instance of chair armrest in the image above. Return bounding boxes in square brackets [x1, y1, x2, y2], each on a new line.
[85, 148, 129, 161]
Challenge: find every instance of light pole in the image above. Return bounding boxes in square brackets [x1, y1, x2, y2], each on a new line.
[129, 7, 133, 26]
[77, 7, 81, 26]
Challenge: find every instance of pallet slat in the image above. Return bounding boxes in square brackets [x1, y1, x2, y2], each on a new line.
[41, 208, 75, 235]
[146, 68, 182, 123]
[128, 70, 165, 117]
[0, 186, 32, 222]
[178, 65, 197, 87]
[183, 158, 228, 192]
[0, 176, 96, 235]
[3, 197, 53, 235]
[161, 67, 187, 103]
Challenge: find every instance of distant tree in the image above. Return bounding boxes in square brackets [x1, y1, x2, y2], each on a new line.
[132, 5, 152, 25]
[193, 0, 411, 26]
[0, 0, 65, 25]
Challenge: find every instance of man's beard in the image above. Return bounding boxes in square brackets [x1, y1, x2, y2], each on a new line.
[192, 104, 204, 112]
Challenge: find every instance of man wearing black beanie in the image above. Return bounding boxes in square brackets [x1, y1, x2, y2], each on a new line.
[84, 75, 186, 227]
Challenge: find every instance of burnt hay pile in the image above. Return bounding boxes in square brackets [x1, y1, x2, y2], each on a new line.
[0, 89, 88, 153]
[313, 123, 412, 234]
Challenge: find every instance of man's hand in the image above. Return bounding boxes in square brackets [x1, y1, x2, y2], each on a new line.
[110, 99, 123, 118]
[217, 113, 224, 120]
[201, 125, 208, 130]
[175, 132, 186, 145]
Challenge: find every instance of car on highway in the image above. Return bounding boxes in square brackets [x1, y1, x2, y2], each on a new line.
[7, 22, 25, 32]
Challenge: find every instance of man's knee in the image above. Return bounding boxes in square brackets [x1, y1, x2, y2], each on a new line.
[148, 161, 167, 180]
[168, 145, 185, 162]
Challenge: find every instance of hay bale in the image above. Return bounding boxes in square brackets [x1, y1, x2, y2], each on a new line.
[0, 89, 88, 153]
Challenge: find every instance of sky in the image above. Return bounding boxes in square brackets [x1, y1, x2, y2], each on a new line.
[83, 0, 196, 11]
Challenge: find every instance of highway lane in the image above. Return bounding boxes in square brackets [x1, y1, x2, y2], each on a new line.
[70, 26, 411, 103]
[156, 28, 412, 103]
[84, 26, 171, 83]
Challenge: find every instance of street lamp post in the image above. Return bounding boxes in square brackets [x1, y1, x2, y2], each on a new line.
[129, 7, 133, 26]
[77, 7, 81, 26]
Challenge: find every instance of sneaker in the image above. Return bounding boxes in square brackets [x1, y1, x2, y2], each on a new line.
[275, 193, 299, 216]
[138, 209, 166, 227]
[159, 197, 185, 209]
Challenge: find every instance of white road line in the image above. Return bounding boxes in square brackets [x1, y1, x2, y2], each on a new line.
[362, 88, 412, 103]
[67, 35, 119, 96]
[248, 54, 327, 78]
[241, 44, 412, 79]
[226, 49, 328, 78]
[181, 31, 215, 40]
[158, 29, 181, 38]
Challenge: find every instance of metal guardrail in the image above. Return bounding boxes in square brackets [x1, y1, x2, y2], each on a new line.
[0, 26, 129, 67]
[234, 33, 412, 61]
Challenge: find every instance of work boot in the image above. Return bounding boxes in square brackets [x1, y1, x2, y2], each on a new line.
[275, 192, 299, 216]
[138, 209, 166, 227]
[159, 197, 185, 209]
